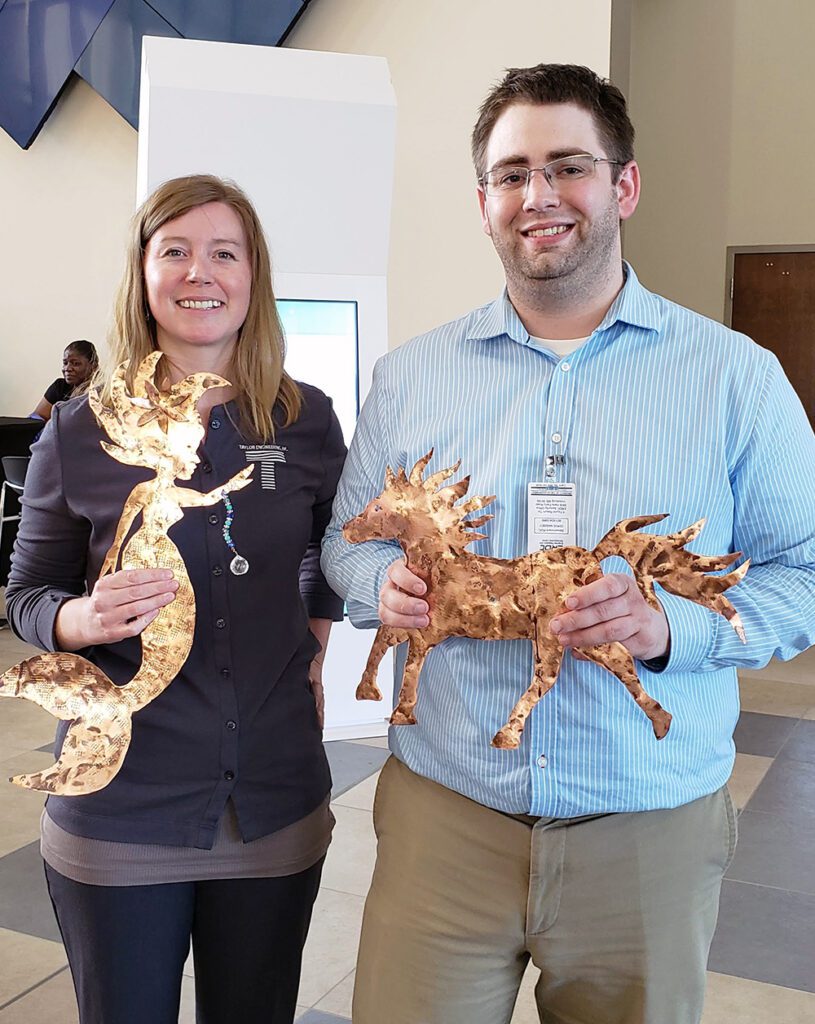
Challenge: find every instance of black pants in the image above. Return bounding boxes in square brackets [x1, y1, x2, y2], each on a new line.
[44, 858, 324, 1024]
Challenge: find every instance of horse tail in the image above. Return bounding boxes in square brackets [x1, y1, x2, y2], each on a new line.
[591, 515, 749, 642]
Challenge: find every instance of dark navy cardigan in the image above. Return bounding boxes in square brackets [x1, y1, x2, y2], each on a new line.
[6, 384, 345, 849]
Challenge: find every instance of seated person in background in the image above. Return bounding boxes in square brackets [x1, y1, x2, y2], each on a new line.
[31, 340, 98, 421]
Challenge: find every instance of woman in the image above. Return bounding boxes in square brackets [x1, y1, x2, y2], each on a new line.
[6, 175, 345, 1023]
[31, 339, 98, 421]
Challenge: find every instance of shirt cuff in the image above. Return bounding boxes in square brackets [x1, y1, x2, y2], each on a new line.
[40, 591, 78, 652]
[301, 590, 345, 622]
[657, 588, 717, 673]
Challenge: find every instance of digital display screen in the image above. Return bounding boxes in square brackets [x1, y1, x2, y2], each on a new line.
[278, 299, 359, 445]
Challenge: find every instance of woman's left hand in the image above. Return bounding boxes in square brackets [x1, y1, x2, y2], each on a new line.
[309, 658, 325, 730]
[307, 617, 332, 731]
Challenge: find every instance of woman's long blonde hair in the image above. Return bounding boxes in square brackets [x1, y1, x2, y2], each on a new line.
[102, 174, 300, 439]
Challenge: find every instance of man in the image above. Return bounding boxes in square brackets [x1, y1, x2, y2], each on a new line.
[321, 65, 815, 1024]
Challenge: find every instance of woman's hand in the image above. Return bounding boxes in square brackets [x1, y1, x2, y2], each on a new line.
[379, 559, 429, 629]
[54, 569, 178, 651]
[308, 618, 333, 730]
[309, 659, 325, 730]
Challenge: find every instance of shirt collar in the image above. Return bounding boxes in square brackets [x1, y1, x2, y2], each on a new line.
[465, 262, 661, 345]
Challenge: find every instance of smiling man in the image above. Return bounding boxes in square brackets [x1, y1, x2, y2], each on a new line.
[321, 65, 815, 1024]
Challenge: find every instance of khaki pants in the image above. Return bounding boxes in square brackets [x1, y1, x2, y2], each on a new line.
[353, 757, 737, 1024]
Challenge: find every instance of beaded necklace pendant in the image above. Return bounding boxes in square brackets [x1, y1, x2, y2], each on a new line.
[221, 494, 249, 575]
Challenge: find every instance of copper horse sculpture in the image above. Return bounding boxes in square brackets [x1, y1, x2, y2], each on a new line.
[0, 352, 253, 794]
[343, 451, 748, 748]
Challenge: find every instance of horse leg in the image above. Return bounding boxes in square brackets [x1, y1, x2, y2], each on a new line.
[356, 626, 409, 701]
[493, 628, 564, 749]
[391, 635, 434, 726]
[578, 642, 672, 739]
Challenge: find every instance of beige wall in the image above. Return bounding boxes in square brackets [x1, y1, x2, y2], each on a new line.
[286, 0, 612, 345]
[623, 0, 815, 321]
[0, 0, 612, 415]
[0, 77, 137, 414]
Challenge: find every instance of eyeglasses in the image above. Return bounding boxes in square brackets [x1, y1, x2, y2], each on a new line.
[479, 154, 624, 197]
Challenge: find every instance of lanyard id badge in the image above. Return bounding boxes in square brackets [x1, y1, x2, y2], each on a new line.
[527, 482, 577, 553]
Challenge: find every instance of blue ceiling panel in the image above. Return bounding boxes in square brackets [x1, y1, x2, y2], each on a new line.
[2, 0, 313, 148]
[74, 0, 181, 129]
[0, 0, 116, 148]
[148, 0, 307, 46]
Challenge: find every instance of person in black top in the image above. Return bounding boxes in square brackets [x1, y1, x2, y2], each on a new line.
[31, 340, 98, 421]
[6, 175, 346, 1024]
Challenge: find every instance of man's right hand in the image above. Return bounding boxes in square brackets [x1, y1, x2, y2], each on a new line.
[379, 559, 429, 629]
[54, 569, 179, 651]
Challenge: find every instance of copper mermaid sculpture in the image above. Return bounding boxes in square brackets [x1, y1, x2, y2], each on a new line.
[343, 451, 749, 748]
[0, 352, 253, 794]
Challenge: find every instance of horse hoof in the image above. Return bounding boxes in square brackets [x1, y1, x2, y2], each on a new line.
[389, 710, 417, 726]
[356, 682, 383, 701]
[491, 728, 520, 749]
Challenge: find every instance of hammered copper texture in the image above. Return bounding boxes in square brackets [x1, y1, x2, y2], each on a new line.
[343, 451, 749, 748]
[0, 352, 254, 793]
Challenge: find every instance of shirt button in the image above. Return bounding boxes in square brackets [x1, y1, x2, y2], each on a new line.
[551, 432, 562, 444]
[215, 617, 226, 629]
[212, 565, 223, 577]
[208, 513, 219, 525]
[202, 463, 212, 474]
[545, 467, 555, 478]
[225, 720, 237, 731]
[220, 668, 231, 678]
[210, 418, 221, 430]
[560, 362, 570, 372]
[536, 754, 548, 768]
[224, 770, 235, 781]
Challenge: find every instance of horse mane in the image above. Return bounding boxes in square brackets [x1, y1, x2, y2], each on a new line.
[386, 449, 496, 550]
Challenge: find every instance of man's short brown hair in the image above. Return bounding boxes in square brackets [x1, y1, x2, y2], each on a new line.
[471, 64, 635, 180]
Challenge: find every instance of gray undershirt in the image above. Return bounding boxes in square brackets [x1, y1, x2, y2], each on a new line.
[41, 798, 333, 886]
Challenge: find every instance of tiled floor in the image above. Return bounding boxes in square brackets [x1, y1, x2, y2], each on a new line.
[0, 627, 813, 1023]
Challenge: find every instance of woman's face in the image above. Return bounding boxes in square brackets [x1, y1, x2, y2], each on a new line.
[142, 202, 253, 368]
[63, 349, 93, 386]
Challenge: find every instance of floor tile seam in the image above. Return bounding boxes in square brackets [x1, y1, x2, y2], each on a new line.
[722, 876, 815, 899]
[316, 883, 366, 900]
[331, 800, 373, 812]
[330, 770, 382, 800]
[736, 806, 815, 829]
[707, 964, 815, 996]
[0, 964, 69, 1011]
[310, 966, 355, 1011]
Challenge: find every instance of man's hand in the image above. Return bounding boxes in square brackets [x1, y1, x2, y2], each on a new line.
[549, 573, 669, 663]
[379, 559, 429, 629]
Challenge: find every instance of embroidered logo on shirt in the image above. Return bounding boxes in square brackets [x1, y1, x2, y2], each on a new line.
[239, 445, 287, 490]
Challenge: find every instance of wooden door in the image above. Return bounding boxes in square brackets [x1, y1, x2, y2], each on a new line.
[731, 251, 815, 428]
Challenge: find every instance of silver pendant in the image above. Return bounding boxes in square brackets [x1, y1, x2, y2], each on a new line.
[230, 555, 249, 576]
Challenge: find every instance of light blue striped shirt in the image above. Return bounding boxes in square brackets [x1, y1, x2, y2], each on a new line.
[322, 265, 815, 815]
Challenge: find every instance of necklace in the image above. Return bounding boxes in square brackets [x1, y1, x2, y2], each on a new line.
[221, 494, 249, 575]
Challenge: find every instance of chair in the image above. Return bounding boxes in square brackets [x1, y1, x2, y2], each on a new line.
[0, 455, 30, 572]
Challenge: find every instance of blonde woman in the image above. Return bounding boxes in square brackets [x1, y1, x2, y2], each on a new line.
[6, 175, 345, 1024]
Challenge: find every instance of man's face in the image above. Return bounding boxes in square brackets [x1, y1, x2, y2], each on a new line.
[477, 102, 639, 304]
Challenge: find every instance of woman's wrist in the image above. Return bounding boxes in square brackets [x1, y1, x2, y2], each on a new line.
[54, 597, 91, 652]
